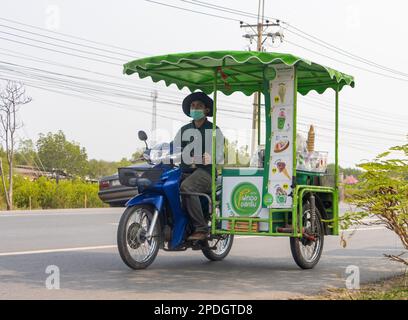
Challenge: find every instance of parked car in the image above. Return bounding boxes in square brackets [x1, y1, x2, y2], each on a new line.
[98, 163, 153, 207]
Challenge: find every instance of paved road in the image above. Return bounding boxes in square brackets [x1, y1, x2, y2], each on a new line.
[0, 205, 405, 299]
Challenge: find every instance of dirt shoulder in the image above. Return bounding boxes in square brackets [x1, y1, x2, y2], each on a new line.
[304, 274, 408, 300]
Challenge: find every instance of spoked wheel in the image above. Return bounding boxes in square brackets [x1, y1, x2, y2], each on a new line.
[290, 203, 324, 269]
[117, 205, 160, 270]
[202, 234, 234, 261]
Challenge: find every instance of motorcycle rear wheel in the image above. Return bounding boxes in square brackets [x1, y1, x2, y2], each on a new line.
[202, 234, 234, 261]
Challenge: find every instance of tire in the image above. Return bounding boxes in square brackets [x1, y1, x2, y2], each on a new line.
[290, 203, 324, 269]
[117, 205, 160, 270]
[202, 234, 234, 261]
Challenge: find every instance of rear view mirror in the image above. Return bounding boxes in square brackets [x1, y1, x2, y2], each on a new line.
[138, 130, 148, 141]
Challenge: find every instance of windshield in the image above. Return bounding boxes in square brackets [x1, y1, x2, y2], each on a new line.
[147, 142, 181, 165]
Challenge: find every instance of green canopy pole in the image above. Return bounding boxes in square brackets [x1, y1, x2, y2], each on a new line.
[257, 91, 261, 146]
[334, 86, 339, 234]
[211, 69, 218, 234]
[335, 86, 339, 188]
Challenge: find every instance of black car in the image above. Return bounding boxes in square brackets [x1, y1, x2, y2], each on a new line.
[98, 163, 153, 207]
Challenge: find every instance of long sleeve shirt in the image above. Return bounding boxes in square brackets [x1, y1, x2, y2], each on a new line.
[172, 119, 224, 174]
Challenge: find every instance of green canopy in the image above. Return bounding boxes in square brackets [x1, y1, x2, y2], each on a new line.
[123, 51, 354, 96]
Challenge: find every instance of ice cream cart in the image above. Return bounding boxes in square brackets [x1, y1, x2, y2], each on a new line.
[122, 51, 355, 269]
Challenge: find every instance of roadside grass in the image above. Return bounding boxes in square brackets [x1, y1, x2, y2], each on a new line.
[309, 273, 408, 300]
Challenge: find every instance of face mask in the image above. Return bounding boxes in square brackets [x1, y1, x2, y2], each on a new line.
[190, 109, 205, 120]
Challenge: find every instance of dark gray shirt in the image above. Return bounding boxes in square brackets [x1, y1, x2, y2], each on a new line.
[172, 119, 224, 174]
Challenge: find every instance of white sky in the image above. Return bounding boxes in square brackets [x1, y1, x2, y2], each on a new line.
[1, 0, 408, 168]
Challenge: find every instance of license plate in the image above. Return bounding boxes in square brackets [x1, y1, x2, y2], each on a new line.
[111, 180, 121, 187]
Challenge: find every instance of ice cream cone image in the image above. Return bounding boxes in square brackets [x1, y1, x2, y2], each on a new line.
[276, 161, 291, 180]
[307, 125, 315, 153]
[281, 167, 291, 179]
[278, 83, 286, 104]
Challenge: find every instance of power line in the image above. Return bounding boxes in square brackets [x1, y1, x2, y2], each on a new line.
[179, 0, 258, 21]
[0, 16, 148, 56]
[300, 97, 408, 127]
[0, 24, 136, 59]
[0, 35, 119, 66]
[301, 96, 408, 127]
[144, 0, 241, 22]
[0, 30, 125, 63]
[285, 39, 408, 83]
[187, 0, 281, 22]
[285, 24, 408, 79]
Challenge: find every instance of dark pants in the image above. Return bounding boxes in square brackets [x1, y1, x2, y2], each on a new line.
[180, 168, 212, 233]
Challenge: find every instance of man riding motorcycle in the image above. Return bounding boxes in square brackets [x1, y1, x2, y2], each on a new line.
[172, 92, 224, 241]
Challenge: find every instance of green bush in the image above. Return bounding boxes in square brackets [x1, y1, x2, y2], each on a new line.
[0, 175, 107, 210]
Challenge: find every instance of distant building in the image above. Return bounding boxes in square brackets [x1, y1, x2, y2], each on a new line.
[13, 165, 46, 180]
[13, 165, 68, 181]
[342, 175, 359, 185]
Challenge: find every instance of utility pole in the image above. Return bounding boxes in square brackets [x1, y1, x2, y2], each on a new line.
[151, 89, 158, 144]
[240, 0, 283, 155]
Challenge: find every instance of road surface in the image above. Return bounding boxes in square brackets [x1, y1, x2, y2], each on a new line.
[0, 205, 405, 299]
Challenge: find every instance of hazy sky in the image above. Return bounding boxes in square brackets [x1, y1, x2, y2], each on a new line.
[1, 0, 407, 168]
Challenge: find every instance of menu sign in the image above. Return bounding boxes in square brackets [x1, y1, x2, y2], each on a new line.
[263, 64, 295, 209]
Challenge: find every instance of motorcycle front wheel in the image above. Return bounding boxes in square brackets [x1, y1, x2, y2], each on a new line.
[117, 205, 160, 270]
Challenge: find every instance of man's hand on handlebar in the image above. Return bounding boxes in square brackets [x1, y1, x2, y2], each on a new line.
[203, 152, 211, 166]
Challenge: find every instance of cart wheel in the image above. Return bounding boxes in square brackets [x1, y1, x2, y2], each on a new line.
[117, 205, 160, 270]
[290, 203, 324, 269]
[202, 234, 234, 261]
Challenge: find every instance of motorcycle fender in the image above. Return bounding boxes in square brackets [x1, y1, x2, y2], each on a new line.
[125, 193, 164, 212]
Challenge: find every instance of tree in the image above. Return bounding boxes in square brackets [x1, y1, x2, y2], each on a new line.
[14, 138, 40, 167]
[0, 81, 31, 210]
[37, 130, 88, 177]
[131, 149, 144, 163]
[87, 159, 113, 179]
[117, 157, 132, 168]
[342, 143, 408, 266]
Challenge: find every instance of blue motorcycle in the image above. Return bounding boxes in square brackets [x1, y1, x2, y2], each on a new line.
[116, 131, 234, 269]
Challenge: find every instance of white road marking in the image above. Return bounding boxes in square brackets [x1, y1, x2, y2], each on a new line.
[0, 245, 116, 257]
[0, 209, 122, 218]
[341, 226, 386, 232]
[0, 212, 119, 218]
